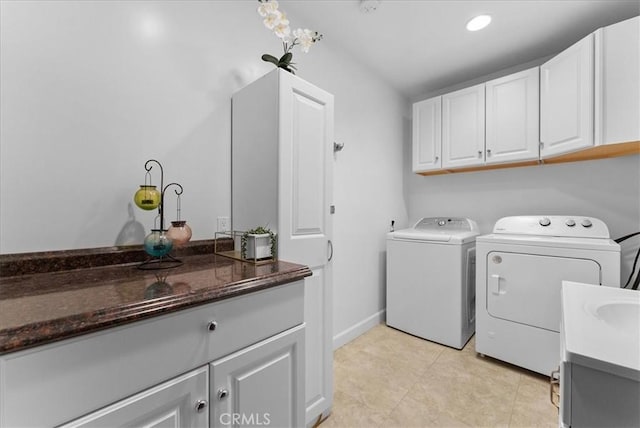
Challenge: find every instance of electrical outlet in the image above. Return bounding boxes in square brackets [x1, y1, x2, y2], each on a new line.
[217, 216, 231, 232]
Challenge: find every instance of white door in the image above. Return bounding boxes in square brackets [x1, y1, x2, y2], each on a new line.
[485, 67, 540, 164]
[540, 33, 595, 158]
[60, 367, 209, 428]
[412, 97, 442, 172]
[277, 72, 334, 425]
[442, 83, 486, 168]
[486, 252, 600, 332]
[210, 325, 304, 428]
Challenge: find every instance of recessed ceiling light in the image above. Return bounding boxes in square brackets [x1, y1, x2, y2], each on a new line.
[466, 15, 492, 31]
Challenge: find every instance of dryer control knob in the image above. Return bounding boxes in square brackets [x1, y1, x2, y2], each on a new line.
[581, 219, 593, 228]
[539, 217, 551, 227]
[566, 219, 576, 227]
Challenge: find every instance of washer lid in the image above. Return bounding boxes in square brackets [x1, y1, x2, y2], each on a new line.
[389, 217, 480, 244]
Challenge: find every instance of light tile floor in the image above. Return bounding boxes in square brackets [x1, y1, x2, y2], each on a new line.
[321, 325, 559, 428]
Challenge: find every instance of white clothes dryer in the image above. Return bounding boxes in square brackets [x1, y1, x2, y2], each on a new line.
[476, 215, 621, 376]
[386, 217, 480, 349]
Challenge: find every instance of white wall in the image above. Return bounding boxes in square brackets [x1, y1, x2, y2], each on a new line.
[405, 149, 640, 281]
[0, 2, 407, 344]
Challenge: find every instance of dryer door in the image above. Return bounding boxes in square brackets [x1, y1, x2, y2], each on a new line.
[486, 252, 600, 332]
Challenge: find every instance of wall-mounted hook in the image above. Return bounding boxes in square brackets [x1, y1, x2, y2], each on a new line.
[333, 141, 345, 152]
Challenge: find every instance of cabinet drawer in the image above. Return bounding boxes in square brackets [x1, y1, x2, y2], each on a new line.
[0, 281, 304, 427]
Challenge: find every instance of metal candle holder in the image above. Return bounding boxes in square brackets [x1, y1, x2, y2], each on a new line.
[136, 159, 184, 270]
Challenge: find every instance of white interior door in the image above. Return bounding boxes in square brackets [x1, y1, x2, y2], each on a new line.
[486, 252, 600, 332]
[277, 72, 334, 425]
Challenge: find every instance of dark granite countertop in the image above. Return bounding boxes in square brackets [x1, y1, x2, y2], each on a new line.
[0, 251, 311, 355]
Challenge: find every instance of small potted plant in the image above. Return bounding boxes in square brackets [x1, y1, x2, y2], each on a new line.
[241, 226, 277, 261]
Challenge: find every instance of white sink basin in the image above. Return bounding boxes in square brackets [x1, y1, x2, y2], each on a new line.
[589, 300, 640, 336]
[562, 281, 640, 380]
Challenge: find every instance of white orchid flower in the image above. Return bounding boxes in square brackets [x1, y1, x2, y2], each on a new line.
[257, 0, 279, 17]
[274, 22, 291, 39]
[263, 10, 282, 30]
[293, 28, 315, 53]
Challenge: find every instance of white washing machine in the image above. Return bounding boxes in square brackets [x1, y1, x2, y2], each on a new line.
[476, 215, 621, 376]
[386, 217, 480, 349]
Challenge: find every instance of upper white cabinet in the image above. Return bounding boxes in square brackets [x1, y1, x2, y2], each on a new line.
[413, 67, 540, 173]
[540, 33, 595, 158]
[485, 67, 540, 164]
[412, 97, 442, 172]
[595, 15, 640, 146]
[442, 83, 486, 168]
[232, 69, 334, 426]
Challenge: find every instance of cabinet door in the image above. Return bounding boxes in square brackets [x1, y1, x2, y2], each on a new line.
[540, 33, 594, 158]
[485, 67, 540, 164]
[60, 367, 209, 428]
[442, 84, 485, 168]
[210, 325, 304, 428]
[277, 71, 334, 425]
[412, 97, 442, 172]
[595, 16, 640, 146]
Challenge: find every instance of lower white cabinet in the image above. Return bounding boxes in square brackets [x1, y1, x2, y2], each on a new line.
[0, 281, 305, 427]
[210, 324, 305, 428]
[559, 362, 640, 428]
[60, 367, 209, 428]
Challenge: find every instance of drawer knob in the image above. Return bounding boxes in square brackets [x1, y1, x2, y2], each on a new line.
[208, 321, 218, 331]
[195, 399, 208, 413]
[218, 389, 229, 400]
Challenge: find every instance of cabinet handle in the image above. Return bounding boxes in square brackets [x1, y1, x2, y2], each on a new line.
[195, 399, 208, 413]
[207, 321, 218, 332]
[328, 240, 334, 262]
[486, 149, 492, 156]
[434, 155, 439, 162]
[477, 150, 483, 158]
[549, 367, 560, 411]
[218, 389, 229, 400]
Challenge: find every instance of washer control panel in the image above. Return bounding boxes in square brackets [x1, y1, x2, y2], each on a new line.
[414, 217, 480, 232]
[493, 216, 610, 238]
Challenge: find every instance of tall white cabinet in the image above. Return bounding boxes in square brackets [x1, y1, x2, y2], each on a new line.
[232, 69, 334, 426]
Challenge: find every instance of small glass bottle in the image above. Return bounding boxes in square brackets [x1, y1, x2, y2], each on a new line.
[166, 221, 192, 246]
[143, 229, 173, 257]
[134, 185, 161, 210]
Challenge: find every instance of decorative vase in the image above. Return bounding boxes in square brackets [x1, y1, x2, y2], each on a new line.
[134, 185, 161, 211]
[166, 221, 192, 246]
[143, 229, 173, 257]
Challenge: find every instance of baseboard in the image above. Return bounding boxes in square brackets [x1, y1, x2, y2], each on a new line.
[332, 309, 385, 350]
